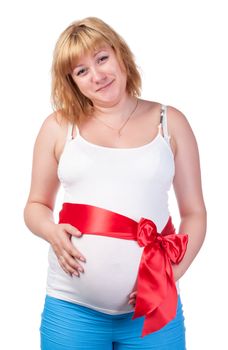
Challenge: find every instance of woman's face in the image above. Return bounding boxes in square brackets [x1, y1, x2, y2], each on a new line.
[71, 44, 127, 107]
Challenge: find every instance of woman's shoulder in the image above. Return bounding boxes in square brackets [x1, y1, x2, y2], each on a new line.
[36, 111, 69, 143]
[165, 105, 193, 142]
[34, 111, 69, 151]
[164, 104, 196, 155]
[33, 111, 71, 163]
[140, 99, 186, 118]
[141, 99, 190, 131]
[140, 99, 193, 154]
[40, 110, 68, 132]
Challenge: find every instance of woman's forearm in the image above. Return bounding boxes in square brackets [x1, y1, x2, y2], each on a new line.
[24, 202, 56, 243]
[173, 210, 207, 281]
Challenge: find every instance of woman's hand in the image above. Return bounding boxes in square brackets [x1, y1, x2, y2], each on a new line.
[128, 291, 137, 308]
[48, 223, 86, 277]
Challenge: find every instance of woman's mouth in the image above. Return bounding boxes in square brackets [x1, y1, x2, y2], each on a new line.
[96, 80, 114, 92]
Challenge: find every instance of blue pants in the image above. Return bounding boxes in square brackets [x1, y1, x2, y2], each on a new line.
[40, 295, 186, 349]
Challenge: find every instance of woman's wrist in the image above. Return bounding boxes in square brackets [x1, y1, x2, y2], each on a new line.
[172, 264, 184, 282]
[40, 220, 58, 244]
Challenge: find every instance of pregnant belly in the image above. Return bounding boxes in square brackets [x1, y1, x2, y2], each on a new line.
[47, 234, 143, 314]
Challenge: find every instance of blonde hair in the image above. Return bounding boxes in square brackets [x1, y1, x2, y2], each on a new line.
[51, 17, 142, 123]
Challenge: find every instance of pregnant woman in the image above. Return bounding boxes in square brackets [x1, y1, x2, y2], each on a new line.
[24, 17, 207, 350]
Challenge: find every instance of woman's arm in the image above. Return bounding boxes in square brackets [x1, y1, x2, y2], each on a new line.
[23, 113, 86, 276]
[24, 113, 61, 239]
[169, 106, 207, 281]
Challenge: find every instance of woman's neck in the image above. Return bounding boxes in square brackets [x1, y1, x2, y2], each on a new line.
[92, 95, 138, 126]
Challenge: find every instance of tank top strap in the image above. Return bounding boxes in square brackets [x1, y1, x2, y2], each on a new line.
[74, 124, 80, 137]
[67, 122, 80, 140]
[159, 105, 171, 143]
[66, 121, 74, 140]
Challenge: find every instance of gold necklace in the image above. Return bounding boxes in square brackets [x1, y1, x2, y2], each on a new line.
[91, 99, 139, 137]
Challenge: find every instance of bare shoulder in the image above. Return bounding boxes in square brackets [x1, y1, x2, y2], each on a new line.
[38, 111, 67, 136]
[166, 105, 197, 156]
[138, 99, 161, 115]
[35, 111, 69, 161]
[139, 101, 197, 156]
[166, 105, 192, 131]
[138, 99, 192, 132]
[167, 105, 195, 138]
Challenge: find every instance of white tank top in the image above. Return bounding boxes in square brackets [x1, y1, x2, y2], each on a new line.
[46, 105, 177, 314]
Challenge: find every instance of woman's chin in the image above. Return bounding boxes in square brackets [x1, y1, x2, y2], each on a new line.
[93, 92, 127, 107]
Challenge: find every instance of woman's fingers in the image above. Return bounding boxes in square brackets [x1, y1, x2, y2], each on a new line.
[65, 223, 82, 238]
[128, 290, 137, 306]
[62, 229, 86, 262]
[59, 250, 85, 275]
[58, 254, 83, 277]
[129, 291, 137, 298]
[51, 223, 86, 276]
[58, 255, 77, 276]
[128, 299, 136, 307]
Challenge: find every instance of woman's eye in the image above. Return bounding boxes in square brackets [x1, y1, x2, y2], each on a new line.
[76, 68, 87, 76]
[97, 55, 109, 63]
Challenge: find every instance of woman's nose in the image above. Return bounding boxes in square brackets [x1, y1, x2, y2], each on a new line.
[90, 67, 106, 84]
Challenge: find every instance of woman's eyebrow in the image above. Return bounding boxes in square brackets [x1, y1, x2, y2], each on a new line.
[73, 49, 109, 69]
[93, 48, 108, 56]
[74, 64, 84, 68]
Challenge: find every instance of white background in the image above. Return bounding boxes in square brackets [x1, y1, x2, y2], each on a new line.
[0, 0, 227, 349]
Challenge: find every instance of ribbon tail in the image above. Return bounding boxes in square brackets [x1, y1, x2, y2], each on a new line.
[132, 245, 168, 319]
[140, 272, 178, 337]
[139, 254, 178, 337]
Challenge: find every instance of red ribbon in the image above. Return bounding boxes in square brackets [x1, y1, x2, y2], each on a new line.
[59, 203, 188, 337]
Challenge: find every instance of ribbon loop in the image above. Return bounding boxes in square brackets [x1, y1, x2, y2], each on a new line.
[159, 234, 189, 264]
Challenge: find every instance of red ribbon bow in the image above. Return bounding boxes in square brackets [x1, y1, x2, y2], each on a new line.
[132, 217, 188, 337]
